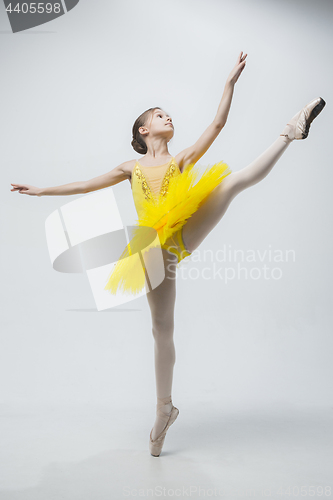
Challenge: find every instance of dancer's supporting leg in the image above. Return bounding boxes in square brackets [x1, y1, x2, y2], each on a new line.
[182, 96, 325, 253]
[146, 249, 178, 441]
[182, 135, 292, 252]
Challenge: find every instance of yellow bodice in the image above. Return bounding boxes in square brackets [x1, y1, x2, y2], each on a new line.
[131, 157, 181, 219]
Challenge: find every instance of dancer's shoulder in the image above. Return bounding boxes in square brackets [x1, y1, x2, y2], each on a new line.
[119, 159, 138, 180]
[174, 151, 197, 172]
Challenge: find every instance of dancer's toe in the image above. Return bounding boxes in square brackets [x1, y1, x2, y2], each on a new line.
[280, 97, 326, 141]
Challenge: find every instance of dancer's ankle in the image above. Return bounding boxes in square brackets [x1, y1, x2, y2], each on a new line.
[159, 402, 172, 414]
[280, 135, 293, 145]
[280, 125, 294, 144]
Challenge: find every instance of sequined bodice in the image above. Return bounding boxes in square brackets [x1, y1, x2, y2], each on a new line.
[131, 157, 181, 218]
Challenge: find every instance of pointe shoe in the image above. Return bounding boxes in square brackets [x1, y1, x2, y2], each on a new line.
[280, 97, 326, 141]
[149, 395, 179, 457]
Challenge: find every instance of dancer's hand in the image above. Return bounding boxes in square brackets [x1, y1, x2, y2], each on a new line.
[227, 51, 247, 85]
[11, 183, 41, 196]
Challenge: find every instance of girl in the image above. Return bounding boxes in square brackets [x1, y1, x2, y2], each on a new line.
[11, 51, 326, 457]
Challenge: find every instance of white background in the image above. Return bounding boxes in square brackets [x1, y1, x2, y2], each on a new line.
[0, 0, 332, 496]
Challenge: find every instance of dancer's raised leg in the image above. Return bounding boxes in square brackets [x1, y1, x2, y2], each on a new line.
[182, 97, 325, 253]
[146, 249, 178, 441]
[183, 135, 291, 251]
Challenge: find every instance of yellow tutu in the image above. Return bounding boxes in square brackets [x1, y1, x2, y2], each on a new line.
[104, 160, 231, 296]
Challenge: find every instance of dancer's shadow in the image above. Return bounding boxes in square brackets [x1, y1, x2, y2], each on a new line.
[0, 406, 331, 500]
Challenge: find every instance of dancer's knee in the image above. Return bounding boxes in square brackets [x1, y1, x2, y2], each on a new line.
[152, 319, 174, 341]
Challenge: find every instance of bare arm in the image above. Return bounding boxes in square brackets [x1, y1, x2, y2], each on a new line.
[11, 161, 131, 197]
[82, 162, 129, 194]
[175, 51, 247, 168]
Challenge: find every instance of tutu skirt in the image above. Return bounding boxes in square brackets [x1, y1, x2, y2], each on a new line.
[104, 161, 231, 296]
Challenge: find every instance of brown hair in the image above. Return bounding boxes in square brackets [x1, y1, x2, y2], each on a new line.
[131, 107, 162, 154]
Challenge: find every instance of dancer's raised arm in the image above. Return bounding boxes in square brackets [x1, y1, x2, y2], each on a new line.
[10, 160, 132, 197]
[176, 51, 247, 167]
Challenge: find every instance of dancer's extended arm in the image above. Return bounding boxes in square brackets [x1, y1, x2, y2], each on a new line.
[176, 51, 247, 167]
[10, 160, 132, 196]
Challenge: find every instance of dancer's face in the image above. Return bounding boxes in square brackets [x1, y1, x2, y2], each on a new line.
[140, 108, 174, 141]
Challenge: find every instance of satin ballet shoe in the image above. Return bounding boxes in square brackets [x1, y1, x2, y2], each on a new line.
[280, 97, 326, 141]
[149, 395, 179, 457]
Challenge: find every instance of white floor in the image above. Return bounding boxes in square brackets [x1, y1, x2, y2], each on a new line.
[0, 401, 332, 499]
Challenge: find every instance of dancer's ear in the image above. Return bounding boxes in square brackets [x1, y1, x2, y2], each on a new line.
[139, 126, 149, 137]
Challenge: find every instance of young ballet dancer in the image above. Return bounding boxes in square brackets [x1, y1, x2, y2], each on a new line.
[11, 51, 326, 457]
